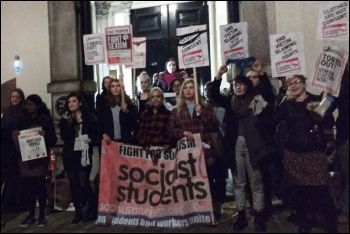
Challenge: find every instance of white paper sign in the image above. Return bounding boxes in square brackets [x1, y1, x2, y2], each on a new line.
[105, 25, 133, 64]
[317, 1, 349, 41]
[269, 32, 306, 77]
[83, 34, 106, 65]
[177, 25, 210, 69]
[125, 37, 146, 69]
[18, 128, 47, 161]
[310, 45, 348, 97]
[220, 22, 249, 63]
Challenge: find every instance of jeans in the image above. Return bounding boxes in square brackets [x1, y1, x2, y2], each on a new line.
[233, 136, 264, 212]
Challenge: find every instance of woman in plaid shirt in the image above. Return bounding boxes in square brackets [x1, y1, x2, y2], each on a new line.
[167, 79, 220, 220]
[136, 87, 171, 148]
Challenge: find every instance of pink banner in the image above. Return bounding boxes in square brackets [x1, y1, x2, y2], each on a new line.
[96, 133, 216, 228]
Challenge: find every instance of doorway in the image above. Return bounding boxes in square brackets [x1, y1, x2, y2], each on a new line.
[130, 1, 211, 94]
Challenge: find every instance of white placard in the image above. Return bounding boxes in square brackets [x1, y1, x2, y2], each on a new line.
[177, 25, 210, 69]
[83, 33, 106, 65]
[269, 32, 306, 77]
[19, 127, 47, 161]
[220, 22, 249, 63]
[317, 1, 349, 41]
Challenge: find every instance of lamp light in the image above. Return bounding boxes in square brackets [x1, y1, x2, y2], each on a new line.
[14, 55, 23, 74]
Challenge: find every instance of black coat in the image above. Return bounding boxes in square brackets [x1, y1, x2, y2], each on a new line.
[97, 104, 138, 144]
[59, 112, 97, 170]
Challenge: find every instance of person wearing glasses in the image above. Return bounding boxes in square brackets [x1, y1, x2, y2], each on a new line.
[274, 74, 338, 233]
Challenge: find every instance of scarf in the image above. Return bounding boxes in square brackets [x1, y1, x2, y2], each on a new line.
[231, 93, 254, 118]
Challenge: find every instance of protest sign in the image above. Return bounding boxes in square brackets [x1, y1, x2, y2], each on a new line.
[125, 37, 146, 68]
[83, 34, 106, 65]
[18, 127, 47, 161]
[317, 1, 349, 41]
[96, 133, 216, 228]
[311, 45, 348, 97]
[105, 25, 133, 64]
[220, 22, 249, 63]
[269, 32, 306, 77]
[177, 25, 210, 69]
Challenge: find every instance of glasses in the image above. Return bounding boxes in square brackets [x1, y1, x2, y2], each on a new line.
[287, 79, 303, 87]
[247, 75, 259, 79]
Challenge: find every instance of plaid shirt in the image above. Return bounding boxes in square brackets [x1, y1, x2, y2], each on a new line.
[136, 105, 171, 147]
[168, 104, 219, 166]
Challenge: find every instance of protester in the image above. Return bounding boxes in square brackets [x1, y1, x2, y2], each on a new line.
[167, 78, 221, 221]
[212, 65, 275, 232]
[136, 87, 171, 152]
[334, 62, 349, 225]
[14, 94, 57, 227]
[1, 88, 25, 212]
[95, 76, 112, 114]
[98, 79, 138, 144]
[274, 74, 338, 233]
[59, 92, 98, 224]
[152, 58, 187, 92]
[135, 71, 151, 116]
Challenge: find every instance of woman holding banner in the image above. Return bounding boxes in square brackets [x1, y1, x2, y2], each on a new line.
[167, 78, 221, 220]
[98, 79, 138, 144]
[13, 94, 57, 227]
[59, 92, 98, 224]
[152, 58, 188, 92]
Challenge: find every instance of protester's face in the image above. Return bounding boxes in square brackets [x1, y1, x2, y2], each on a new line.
[11, 91, 22, 106]
[103, 78, 112, 90]
[150, 90, 163, 108]
[172, 81, 182, 95]
[167, 61, 177, 73]
[287, 77, 305, 97]
[110, 81, 122, 96]
[204, 85, 212, 99]
[233, 82, 247, 96]
[25, 100, 38, 114]
[183, 82, 195, 100]
[140, 76, 149, 92]
[68, 96, 81, 112]
[247, 70, 260, 87]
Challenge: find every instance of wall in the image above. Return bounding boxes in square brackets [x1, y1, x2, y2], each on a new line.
[1, 1, 51, 110]
[275, 1, 349, 94]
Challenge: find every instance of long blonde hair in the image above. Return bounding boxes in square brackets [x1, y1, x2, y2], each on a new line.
[176, 79, 203, 117]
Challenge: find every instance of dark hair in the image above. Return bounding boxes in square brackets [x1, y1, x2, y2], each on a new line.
[164, 58, 178, 72]
[25, 94, 51, 117]
[65, 92, 90, 115]
[233, 75, 254, 94]
[170, 78, 184, 90]
[101, 76, 113, 91]
[106, 79, 133, 107]
[8, 88, 25, 116]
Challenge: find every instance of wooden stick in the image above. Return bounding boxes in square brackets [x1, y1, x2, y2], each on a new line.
[96, 65, 101, 94]
[119, 65, 125, 104]
[132, 66, 135, 99]
[193, 67, 200, 116]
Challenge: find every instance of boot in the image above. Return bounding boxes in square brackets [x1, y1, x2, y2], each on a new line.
[72, 206, 83, 224]
[254, 211, 266, 232]
[233, 210, 248, 231]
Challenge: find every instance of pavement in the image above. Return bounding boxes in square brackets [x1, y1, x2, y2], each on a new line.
[1, 198, 349, 233]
